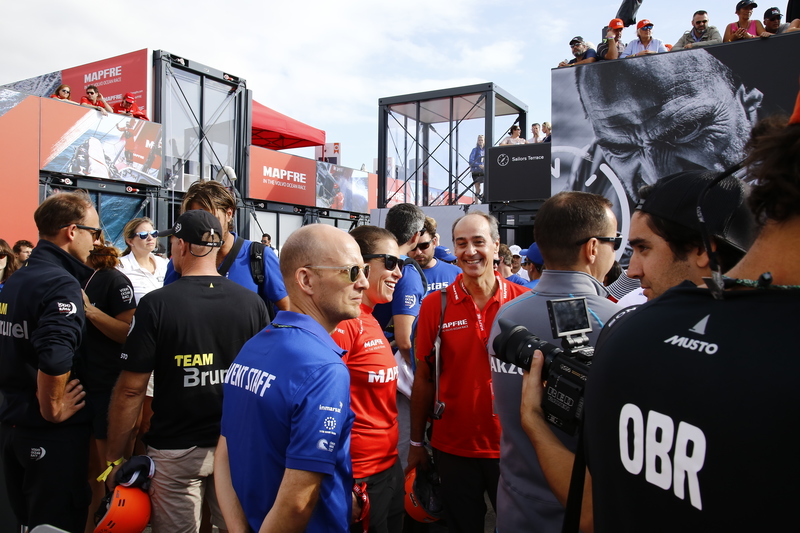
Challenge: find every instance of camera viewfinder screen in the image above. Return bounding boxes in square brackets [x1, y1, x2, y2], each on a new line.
[549, 297, 592, 337]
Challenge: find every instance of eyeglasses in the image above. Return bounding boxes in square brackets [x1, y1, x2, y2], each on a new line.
[575, 232, 623, 251]
[306, 264, 370, 283]
[412, 240, 433, 252]
[61, 223, 103, 241]
[136, 230, 159, 239]
[363, 254, 401, 271]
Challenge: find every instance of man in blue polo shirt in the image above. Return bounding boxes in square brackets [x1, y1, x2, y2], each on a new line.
[216, 224, 369, 532]
[164, 180, 289, 311]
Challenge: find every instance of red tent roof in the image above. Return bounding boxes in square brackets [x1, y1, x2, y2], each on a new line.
[251, 100, 326, 150]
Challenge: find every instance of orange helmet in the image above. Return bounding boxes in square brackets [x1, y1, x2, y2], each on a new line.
[94, 486, 151, 533]
[404, 467, 443, 523]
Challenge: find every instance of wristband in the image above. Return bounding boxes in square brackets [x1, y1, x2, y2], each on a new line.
[409, 439, 424, 447]
[97, 457, 125, 483]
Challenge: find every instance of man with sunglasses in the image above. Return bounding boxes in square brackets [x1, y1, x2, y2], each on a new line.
[0, 190, 101, 532]
[672, 10, 722, 50]
[558, 36, 598, 68]
[486, 191, 621, 533]
[79, 85, 113, 115]
[413, 216, 461, 296]
[216, 224, 368, 532]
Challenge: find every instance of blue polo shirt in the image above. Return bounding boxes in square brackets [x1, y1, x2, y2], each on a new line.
[164, 232, 287, 305]
[221, 311, 354, 532]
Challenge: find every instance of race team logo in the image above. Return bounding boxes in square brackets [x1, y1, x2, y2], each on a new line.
[324, 417, 337, 431]
[57, 302, 78, 317]
[316, 438, 336, 452]
[30, 447, 46, 461]
[404, 294, 416, 308]
[119, 285, 133, 304]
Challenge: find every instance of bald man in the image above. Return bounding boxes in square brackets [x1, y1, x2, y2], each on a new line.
[216, 224, 369, 533]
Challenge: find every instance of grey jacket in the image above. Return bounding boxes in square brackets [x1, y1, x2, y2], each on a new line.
[672, 25, 722, 50]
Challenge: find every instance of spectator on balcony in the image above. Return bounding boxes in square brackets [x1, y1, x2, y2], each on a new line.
[762, 6, 800, 33]
[597, 18, 626, 60]
[113, 92, 149, 121]
[558, 36, 598, 67]
[621, 19, 669, 57]
[724, 0, 769, 41]
[500, 125, 527, 145]
[49, 84, 77, 104]
[672, 10, 723, 50]
[80, 86, 113, 115]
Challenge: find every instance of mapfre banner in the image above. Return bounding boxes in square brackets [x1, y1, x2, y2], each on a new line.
[61, 49, 149, 112]
[249, 147, 316, 205]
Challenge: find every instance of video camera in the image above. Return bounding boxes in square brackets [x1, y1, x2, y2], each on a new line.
[492, 297, 594, 435]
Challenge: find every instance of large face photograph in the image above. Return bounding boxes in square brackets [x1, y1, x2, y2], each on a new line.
[550, 37, 799, 246]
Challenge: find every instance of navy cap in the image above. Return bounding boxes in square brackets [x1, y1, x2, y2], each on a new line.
[636, 170, 757, 254]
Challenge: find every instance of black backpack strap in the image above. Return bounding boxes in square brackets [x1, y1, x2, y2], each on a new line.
[249, 241, 266, 286]
[218, 236, 245, 278]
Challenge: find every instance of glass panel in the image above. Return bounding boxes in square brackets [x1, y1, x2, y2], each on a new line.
[202, 78, 237, 182]
[279, 213, 304, 242]
[98, 194, 150, 252]
[386, 106, 418, 206]
[163, 68, 201, 192]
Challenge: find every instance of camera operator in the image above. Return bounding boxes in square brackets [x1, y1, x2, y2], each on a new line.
[487, 191, 620, 533]
[583, 102, 800, 530]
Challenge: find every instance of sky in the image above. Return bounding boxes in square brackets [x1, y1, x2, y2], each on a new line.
[0, 0, 781, 172]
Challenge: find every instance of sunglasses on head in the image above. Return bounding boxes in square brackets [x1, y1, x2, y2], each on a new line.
[306, 264, 370, 283]
[363, 254, 401, 271]
[136, 230, 159, 239]
[413, 240, 433, 252]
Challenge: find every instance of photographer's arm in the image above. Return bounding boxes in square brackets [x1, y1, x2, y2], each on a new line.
[521, 350, 594, 533]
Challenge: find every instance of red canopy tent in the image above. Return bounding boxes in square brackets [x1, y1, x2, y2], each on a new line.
[251, 100, 326, 150]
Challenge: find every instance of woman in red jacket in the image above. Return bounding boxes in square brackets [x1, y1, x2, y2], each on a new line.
[332, 225, 404, 533]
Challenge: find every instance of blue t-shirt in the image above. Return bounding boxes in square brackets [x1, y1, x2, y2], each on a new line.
[164, 233, 287, 305]
[506, 273, 528, 286]
[221, 311, 355, 532]
[423, 260, 461, 296]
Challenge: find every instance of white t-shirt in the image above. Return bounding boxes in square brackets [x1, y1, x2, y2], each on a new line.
[117, 252, 168, 304]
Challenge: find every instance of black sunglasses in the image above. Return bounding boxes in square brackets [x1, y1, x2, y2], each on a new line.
[136, 230, 159, 239]
[306, 264, 370, 283]
[0, 252, 8, 259]
[61, 223, 103, 241]
[412, 240, 433, 252]
[363, 254, 401, 271]
[575, 232, 623, 251]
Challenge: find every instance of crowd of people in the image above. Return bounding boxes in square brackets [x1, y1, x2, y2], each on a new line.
[1, 77, 799, 533]
[50, 84, 150, 121]
[556, 1, 800, 68]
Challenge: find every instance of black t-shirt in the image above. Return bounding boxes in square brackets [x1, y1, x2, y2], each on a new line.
[121, 275, 268, 449]
[81, 268, 136, 393]
[585, 283, 800, 531]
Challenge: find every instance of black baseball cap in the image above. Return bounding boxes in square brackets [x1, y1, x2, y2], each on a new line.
[159, 210, 223, 247]
[636, 170, 757, 253]
[764, 7, 782, 18]
[569, 36, 585, 46]
[736, 0, 758, 11]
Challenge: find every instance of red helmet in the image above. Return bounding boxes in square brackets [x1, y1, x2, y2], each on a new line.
[94, 486, 151, 533]
[404, 467, 443, 523]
